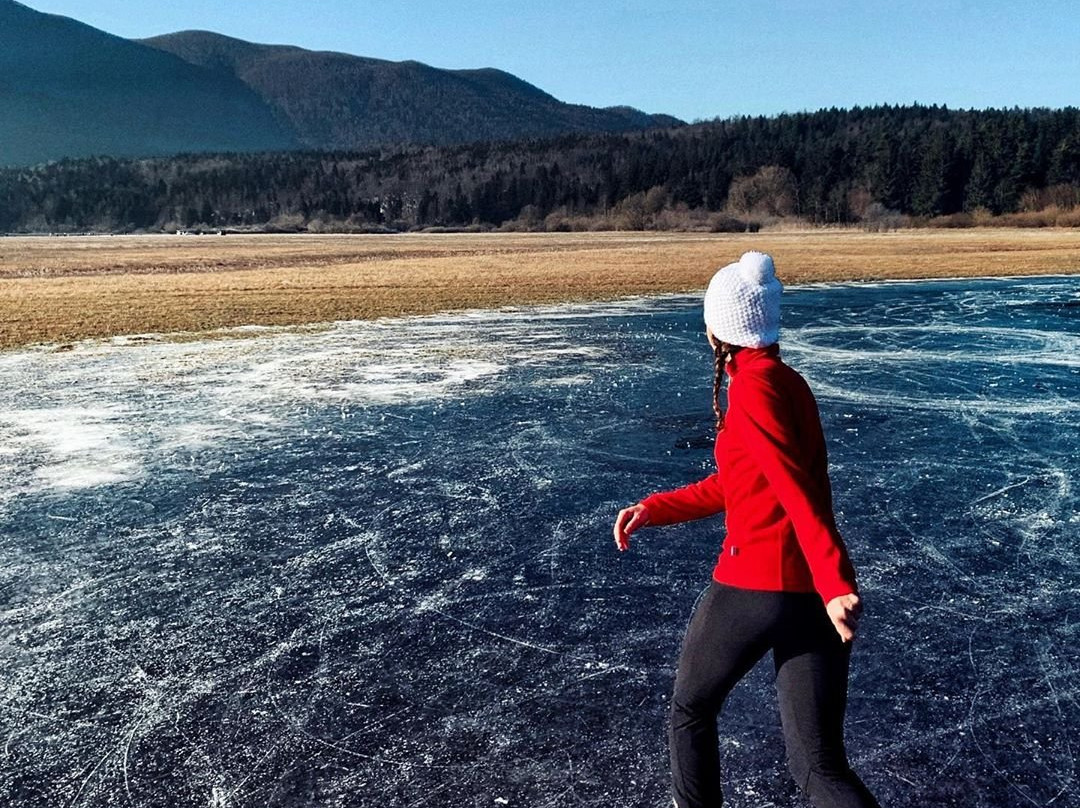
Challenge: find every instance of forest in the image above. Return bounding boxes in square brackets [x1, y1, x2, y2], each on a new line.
[2, 104, 1079, 233]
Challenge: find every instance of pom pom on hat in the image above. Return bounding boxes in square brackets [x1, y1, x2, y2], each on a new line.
[736, 250, 775, 284]
[703, 251, 783, 348]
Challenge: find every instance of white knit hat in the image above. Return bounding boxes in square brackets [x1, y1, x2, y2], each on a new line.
[703, 251, 783, 348]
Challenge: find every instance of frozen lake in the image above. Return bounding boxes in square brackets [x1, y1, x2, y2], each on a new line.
[1, 275, 1078, 807]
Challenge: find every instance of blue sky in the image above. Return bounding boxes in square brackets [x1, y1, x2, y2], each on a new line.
[27, 0, 1080, 122]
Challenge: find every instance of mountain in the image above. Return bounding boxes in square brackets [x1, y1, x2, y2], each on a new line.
[0, 0, 297, 167]
[0, 1, 681, 167]
[140, 30, 683, 150]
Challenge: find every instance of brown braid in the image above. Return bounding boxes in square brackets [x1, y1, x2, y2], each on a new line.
[712, 340, 727, 432]
[711, 340, 741, 432]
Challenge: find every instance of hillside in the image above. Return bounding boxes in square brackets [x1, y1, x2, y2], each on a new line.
[140, 30, 682, 149]
[0, 0, 297, 167]
[2, 105, 1078, 233]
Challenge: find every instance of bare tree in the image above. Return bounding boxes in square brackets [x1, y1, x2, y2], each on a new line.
[727, 165, 798, 217]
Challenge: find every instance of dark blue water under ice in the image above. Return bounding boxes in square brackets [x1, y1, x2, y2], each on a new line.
[1, 275, 1078, 807]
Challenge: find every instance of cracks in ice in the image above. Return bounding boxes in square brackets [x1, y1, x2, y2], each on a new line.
[365, 538, 625, 673]
[3, 277, 1078, 806]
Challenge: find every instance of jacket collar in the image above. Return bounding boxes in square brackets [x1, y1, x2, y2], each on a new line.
[725, 343, 780, 377]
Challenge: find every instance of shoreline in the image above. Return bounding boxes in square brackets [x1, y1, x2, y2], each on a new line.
[2, 230, 1078, 351]
[8, 271, 1079, 355]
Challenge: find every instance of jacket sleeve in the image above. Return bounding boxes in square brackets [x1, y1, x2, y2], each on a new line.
[726, 372, 857, 604]
[639, 470, 725, 527]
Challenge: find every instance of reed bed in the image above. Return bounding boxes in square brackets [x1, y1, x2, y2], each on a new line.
[2, 229, 1078, 349]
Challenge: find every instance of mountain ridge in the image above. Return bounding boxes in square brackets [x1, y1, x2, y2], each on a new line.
[140, 29, 682, 150]
[0, 1, 681, 167]
[0, 0, 297, 166]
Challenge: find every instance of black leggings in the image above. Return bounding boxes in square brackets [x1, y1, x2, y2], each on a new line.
[670, 582, 880, 808]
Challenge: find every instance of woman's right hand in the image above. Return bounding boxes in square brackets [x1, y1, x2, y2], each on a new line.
[613, 504, 650, 552]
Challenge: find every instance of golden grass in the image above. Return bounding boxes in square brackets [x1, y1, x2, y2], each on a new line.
[1, 229, 1078, 350]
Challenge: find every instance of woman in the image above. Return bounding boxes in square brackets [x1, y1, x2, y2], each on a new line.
[613, 252, 880, 808]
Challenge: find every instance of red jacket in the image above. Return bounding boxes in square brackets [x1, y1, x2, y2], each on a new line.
[640, 344, 858, 604]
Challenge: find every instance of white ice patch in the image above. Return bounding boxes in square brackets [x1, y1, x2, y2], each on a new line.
[0, 406, 140, 493]
[786, 324, 1080, 367]
[36, 463, 136, 490]
[544, 374, 594, 387]
[784, 322, 1080, 414]
[0, 300, 625, 500]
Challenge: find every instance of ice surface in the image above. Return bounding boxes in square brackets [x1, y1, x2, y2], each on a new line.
[1, 277, 1078, 807]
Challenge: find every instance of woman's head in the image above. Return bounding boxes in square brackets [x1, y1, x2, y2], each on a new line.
[703, 251, 782, 349]
[705, 251, 782, 431]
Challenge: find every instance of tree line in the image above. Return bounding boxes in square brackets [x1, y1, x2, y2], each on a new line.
[2, 104, 1079, 233]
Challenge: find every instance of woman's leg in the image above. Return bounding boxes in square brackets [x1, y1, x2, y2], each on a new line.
[773, 595, 880, 808]
[670, 584, 779, 808]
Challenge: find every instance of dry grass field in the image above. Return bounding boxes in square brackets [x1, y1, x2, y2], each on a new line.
[1, 229, 1078, 350]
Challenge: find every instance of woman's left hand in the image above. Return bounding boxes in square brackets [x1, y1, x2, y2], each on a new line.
[825, 593, 862, 643]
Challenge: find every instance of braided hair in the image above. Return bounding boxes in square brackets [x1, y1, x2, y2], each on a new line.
[711, 339, 741, 432]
